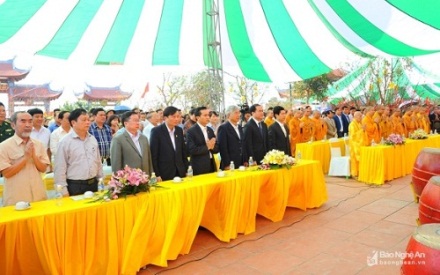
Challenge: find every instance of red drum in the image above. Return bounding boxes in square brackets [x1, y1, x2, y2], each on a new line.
[401, 224, 440, 274]
[419, 176, 440, 224]
[412, 148, 440, 199]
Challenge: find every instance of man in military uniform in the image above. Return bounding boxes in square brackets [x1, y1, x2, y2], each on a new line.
[0, 102, 14, 143]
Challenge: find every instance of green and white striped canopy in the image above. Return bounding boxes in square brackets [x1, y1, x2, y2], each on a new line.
[1, 0, 440, 91]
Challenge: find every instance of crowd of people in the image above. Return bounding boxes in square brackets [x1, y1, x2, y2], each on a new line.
[0, 100, 439, 207]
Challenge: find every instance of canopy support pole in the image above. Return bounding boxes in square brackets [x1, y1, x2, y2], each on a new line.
[205, 0, 225, 114]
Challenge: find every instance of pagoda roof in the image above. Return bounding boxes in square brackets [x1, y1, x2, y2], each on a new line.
[0, 60, 29, 82]
[82, 85, 132, 101]
[12, 84, 62, 101]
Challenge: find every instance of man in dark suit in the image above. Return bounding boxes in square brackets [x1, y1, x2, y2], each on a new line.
[186, 107, 219, 175]
[217, 105, 248, 170]
[243, 104, 269, 165]
[149, 106, 188, 181]
[334, 107, 349, 138]
[268, 106, 291, 156]
[110, 111, 153, 175]
[429, 106, 440, 133]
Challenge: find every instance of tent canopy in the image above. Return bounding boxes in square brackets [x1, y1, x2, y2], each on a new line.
[1, 0, 440, 93]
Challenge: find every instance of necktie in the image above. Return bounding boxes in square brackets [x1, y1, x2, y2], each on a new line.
[258, 122, 263, 136]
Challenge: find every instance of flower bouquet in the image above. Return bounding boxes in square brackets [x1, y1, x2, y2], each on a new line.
[92, 165, 151, 202]
[260, 150, 297, 170]
[409, 129, 428, 140]
[384, 134, 405, 146]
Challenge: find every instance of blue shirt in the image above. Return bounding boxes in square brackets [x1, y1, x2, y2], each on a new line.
[88, 122, 112, 159]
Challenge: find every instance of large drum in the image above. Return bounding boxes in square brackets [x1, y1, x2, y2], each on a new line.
[419, 176, 440, 224]
[412, 148, 440, 200]
[401, 224, 440, 274]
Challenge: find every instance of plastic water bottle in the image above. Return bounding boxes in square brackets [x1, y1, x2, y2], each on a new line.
[229, 161, 235, 175]
[149, 172, 157, 185]
[98, 178, 105, 193]
[248, 157, 254, 167]
[187, 165, 193, 180]
[55, 184, 63, 206]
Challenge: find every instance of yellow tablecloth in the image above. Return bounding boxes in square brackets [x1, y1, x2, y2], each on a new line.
[0, 160, 327, 275]
[0, 167, 113, 198]
[296, 138, 347, 174]
[358, 135, 440, 185]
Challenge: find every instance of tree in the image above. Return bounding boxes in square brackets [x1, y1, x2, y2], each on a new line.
[265, 97, 287, 108]
[367, 57, 413, 105]
[332, 57, 416, 108]
[183, 70, 223, 111]
[292, 74, 330, 104]
[226, 75, 268, 106]
[155, 70, 224, 112]
[156, 73, 188, 108]
[60, 100, 103, 112]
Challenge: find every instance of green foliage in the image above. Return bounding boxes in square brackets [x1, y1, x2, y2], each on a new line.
[292, 74, 330, 104]
[60, 100, 104, 112]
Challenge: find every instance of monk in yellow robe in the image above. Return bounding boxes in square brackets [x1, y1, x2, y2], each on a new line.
[417, 107, 430, 134]
[412, 107, 423, 131]
[264, 108, 274, 127]
[379, 107, 392, 139]
[362, 108, 380, 145]
[402, 108, 416, 136]
[391, 110, 405, 135]
[289, 110, 302, 156]
[372, 109, 383, 140]
[312, 110, 327, 141]
[349, 111, 365, 177]
[300, 108, 315, 143]
[285, 109, 294, 126]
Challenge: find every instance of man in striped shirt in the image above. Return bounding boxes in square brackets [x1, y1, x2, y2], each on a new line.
[88, 107, 112, 165]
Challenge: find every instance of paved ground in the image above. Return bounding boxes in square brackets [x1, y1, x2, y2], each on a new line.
[139, 175, 419, 274]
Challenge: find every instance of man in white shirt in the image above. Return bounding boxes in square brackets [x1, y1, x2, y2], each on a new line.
[142, 111, 160, 141]
[28, 108, 51, 171]
[50, 111, 71, 158]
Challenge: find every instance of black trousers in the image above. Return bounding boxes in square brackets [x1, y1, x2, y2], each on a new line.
[66, 178, 98, 196]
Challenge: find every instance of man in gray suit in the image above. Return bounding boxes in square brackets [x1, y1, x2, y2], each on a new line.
[110, 111, 153, 175]
[324, 110, 337, 139]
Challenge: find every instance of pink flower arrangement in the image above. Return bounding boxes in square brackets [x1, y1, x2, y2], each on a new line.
[384, 134, 405, 146]
[92, 165, 150, 202]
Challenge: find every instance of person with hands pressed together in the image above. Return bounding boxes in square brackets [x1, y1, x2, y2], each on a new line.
[186, 106, 219, 175]
[0, 111, 50, 206]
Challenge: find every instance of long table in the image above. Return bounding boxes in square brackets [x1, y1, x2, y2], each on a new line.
[296, 138, 347, 174]
[358, 135, 440, 185]
[0, 160, 327, 275]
